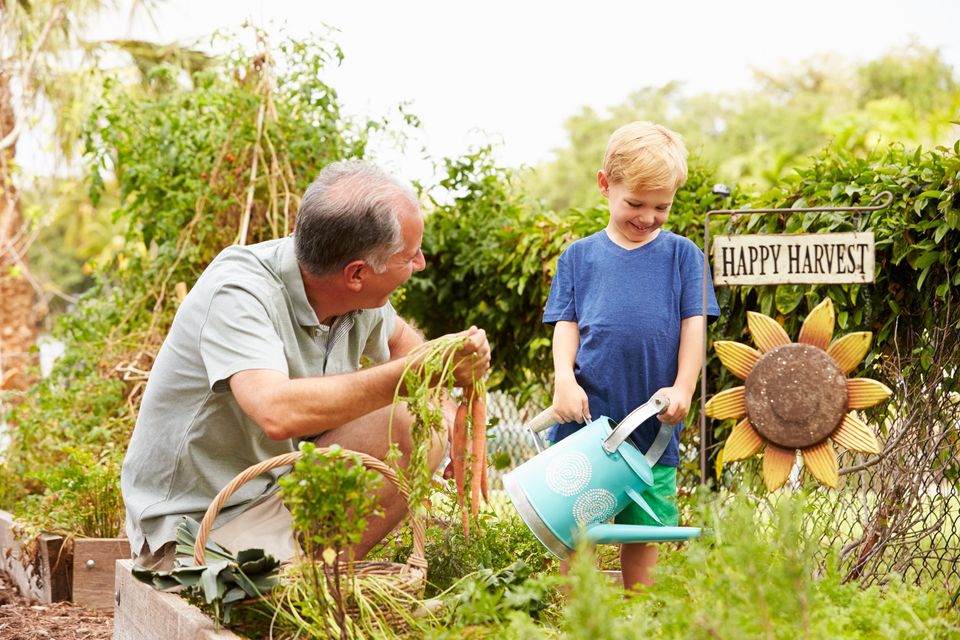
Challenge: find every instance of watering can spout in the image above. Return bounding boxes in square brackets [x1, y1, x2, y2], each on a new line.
[583, 523, 702, 545]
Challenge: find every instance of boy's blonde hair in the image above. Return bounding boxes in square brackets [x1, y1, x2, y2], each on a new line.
[602, 121, 688, 192]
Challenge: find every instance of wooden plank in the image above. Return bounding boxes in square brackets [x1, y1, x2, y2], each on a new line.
[114, 559, 244, 640]
[40, 529, 71, 602]
[72, 538, 131, 610]
[602, 569, 623, 587]
[0, 509, 70, 602]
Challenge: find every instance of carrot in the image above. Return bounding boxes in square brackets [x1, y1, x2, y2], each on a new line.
[470, 388, 487, 518]
[451, 400, 469, 508]
[480, 431, 489, 503]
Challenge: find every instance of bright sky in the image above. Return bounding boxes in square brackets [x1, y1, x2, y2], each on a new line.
[25, 0, 960, 184]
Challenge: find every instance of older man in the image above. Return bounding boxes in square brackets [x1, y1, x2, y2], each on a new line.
[121, 160, 490, 569]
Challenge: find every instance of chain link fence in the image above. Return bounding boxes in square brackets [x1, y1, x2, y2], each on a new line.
[809, 309, 960, 590]
[486, 391, 540, 488]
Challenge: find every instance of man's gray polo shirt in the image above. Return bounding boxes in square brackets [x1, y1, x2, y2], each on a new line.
[121, 237, 397, 554]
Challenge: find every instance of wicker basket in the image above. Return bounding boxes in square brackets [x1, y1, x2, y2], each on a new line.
[192, 448, 428, 599]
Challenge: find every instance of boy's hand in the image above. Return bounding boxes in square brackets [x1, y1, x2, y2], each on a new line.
[655, 386, 693, 424]
[553, 375, 591, 424]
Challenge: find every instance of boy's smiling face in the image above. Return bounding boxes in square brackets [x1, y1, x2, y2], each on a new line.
[598, 170, 675, 249]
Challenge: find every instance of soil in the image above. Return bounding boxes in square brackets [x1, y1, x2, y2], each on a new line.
[0, 571, 113, 639]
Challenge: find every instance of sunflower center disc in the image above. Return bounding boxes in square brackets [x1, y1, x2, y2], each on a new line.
[744, 343, 847, 449]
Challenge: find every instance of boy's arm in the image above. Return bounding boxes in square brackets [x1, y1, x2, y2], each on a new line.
[657, 315, 706, 424]
[552, 321, 591, 423]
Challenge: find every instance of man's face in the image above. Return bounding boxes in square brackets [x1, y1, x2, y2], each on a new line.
[599, 171, 675, 248]
[362, 202, 425, 306]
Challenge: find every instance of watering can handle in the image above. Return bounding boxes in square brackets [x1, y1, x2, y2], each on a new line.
[602, 395, 670, 454]
[527, 407, 558, 434]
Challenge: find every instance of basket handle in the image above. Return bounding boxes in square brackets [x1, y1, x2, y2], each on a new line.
[193, 448, 427, 573]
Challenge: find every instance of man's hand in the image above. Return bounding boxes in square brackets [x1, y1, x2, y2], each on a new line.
[446, 326, 491, 388]
[553, 374, 591, 424]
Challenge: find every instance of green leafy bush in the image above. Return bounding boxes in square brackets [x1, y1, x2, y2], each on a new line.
[626, 492, 960, 639]
[279, 442, 383, 564]
[438, 560, 559, 629]
[423, 492, 960, 639]
[277, 441, 386, 638]
[14, 446, 124, 540]
[711, 141, 960, 360]
[374, 494, 553, 597]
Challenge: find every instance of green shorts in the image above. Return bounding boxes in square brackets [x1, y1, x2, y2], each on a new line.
[614, 464, 679, 527]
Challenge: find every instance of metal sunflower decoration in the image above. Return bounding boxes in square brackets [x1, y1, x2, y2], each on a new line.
[705, 299, 892, 491]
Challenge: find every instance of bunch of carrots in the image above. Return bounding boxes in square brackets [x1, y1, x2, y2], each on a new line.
[449, 382, 487, 538]
[389, 335, 489, 538]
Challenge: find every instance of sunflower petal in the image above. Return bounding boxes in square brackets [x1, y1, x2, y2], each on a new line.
[801, 440, 839, 488]
[747, 311, 791, 352]
[762, 444, 796, 491]
[828, 332, 873, 374]
[797, 299, 835, 350]
[832, 412, 881, 454]
[723, 418, 764, 461]
[846, 378, 893, 409]
[715, 447, 725, 479]
[704, 386, 746, 420]
[714, 341, 761, 380]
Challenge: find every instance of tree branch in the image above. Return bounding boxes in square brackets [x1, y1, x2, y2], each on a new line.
[0, 3, 66, 151]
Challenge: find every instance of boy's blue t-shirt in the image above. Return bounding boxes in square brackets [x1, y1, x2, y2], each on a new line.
[543, 229, 720, 466]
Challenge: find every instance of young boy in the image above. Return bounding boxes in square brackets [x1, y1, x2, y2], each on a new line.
[543, 121, 719, 589]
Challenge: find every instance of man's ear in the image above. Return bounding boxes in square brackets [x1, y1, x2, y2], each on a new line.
[597, 170, 610, 197]
[343, 259, 366, 292]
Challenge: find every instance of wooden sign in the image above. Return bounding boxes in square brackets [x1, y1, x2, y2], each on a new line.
[712, 232, 875, 285]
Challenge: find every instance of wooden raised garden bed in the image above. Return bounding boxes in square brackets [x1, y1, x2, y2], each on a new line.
[0, 509, 130, 609]
[113, 559, 242, 640]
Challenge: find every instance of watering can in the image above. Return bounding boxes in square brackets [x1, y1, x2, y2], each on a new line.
[503, 395, 701, 559]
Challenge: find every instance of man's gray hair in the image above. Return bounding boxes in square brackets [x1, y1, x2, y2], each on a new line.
[294, 160, 419, 276]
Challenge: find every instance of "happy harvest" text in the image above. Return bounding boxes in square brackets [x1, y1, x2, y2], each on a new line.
[712, 232, 875, 285]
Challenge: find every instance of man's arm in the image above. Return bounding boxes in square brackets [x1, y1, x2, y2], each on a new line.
[387, 317, 424, 359]
[230, 361, 409, 441]
[230, 321, 489, 441]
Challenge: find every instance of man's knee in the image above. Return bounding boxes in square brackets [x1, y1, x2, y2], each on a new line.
[313, 403, 450, 472]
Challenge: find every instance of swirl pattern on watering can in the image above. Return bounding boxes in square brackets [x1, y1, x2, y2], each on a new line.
[573, 488, 618, 524]
[545, 451, 593, 496]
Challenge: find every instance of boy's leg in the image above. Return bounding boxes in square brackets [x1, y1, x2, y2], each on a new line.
[614, 464, 679, 589]
[620, 543, 658, 588]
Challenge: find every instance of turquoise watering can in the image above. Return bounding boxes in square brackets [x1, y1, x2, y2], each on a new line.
[503, 395, 701, 559]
